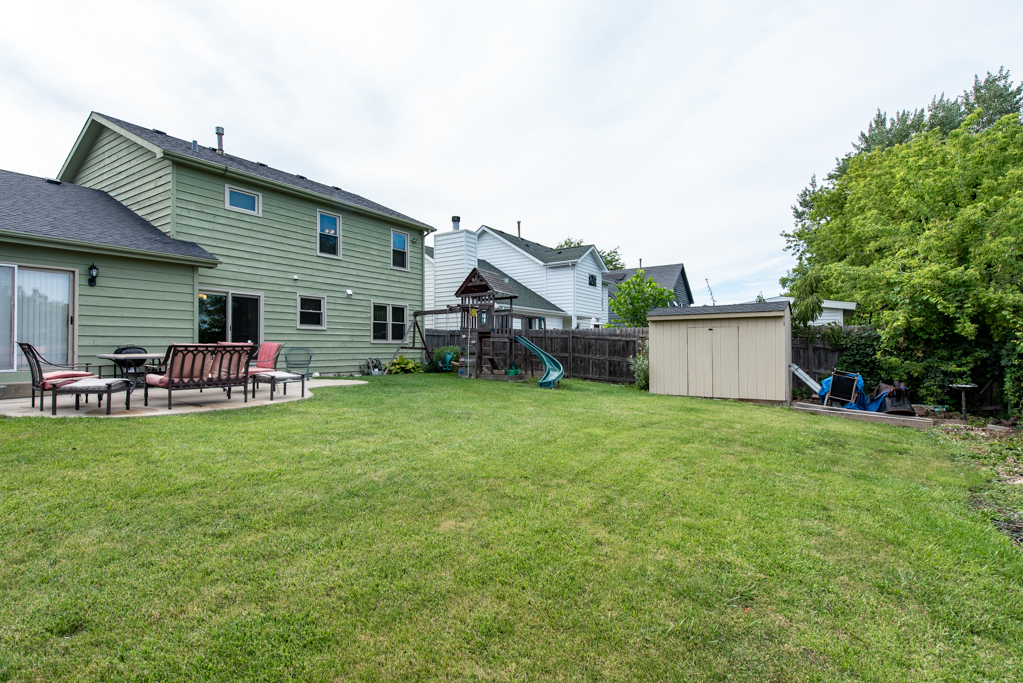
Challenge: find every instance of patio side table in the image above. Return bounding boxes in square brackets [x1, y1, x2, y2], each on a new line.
[252, 371, 305, 401]
[54, 377, 133, 415]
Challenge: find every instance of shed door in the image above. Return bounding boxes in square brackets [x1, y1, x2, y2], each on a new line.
[686, 326, 738, 398]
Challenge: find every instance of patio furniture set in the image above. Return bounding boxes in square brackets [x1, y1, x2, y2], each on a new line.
[18, 341, 314, 414]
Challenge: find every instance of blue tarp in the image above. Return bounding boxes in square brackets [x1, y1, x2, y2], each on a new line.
[818, 374, 890, 412]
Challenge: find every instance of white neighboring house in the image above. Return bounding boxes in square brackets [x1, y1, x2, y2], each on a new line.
[423, 217, 610, 329]
[765, 296, 857, 326]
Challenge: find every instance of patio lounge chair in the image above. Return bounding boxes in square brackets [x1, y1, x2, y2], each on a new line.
[17, 341, 96, 412]
[144, 343, 255, 409]
[247, 341, 284, 376]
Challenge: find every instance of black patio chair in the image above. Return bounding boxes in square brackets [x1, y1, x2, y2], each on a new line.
[284, 346, 314, 379]
[17, 341, 97, 412]
[111, 344, 150, 387]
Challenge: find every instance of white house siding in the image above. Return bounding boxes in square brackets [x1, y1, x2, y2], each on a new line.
[431, 229, 477, 329]
[815, 307, 846, 326]
[475, 230, 547, 296]
[544, 265, 576, 324]
[574, 250, 605, 326]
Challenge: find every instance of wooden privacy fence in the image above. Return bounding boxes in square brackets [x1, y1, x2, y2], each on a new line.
[790, 334, 843, 388]
[427, 327, 846, 388]
[425, 327, 648, 384]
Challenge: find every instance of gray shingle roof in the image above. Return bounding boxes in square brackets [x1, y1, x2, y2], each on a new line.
[0, 169, 219, 263]
[481, 227, 597, 265]
[477, 260, 564, 313]
[606, 263, 693, 305]
[425, 245, 434, 258]
[95, 113, 432, 231]
[648, 302, 789, 317]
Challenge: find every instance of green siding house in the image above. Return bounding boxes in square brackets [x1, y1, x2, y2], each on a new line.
[1, 112, 433, 387]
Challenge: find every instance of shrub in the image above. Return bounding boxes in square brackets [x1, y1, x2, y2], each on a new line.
[387, 355, 423, 374]
[630, 340, 650, 390]
[424, 345, 460, 373]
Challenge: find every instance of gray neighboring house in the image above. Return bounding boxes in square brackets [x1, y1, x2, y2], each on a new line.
[605, 263, 694, 325]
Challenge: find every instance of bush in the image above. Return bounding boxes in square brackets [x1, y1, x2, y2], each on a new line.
[630, 340, 650, 390]
[424, 345, 460, 373]
[387, 355, 423, 374]
[838, 327, 883, 389]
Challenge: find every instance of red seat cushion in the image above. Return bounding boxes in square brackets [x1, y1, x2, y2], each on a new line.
[41, 378, 85, 390]
[42, 370, 93, 381]
[255, 342, 281, 369]
[145, 374, 170, 388]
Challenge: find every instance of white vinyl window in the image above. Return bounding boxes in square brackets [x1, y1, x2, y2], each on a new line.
[224, 185, 262, 216]
[391, 230, 408, 270]
[297, 295, 326, 329]
[371, 303, 406, 342]
[318, 211, 341, 258]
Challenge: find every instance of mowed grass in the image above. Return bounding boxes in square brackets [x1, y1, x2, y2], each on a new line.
[1, 375, 1021, 681]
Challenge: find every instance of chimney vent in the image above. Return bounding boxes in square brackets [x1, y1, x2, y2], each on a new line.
[517, 220, 521, 238]
[191, 140, 198, 152]
[452, 215, 460, 231]
[215, 126, 224, 155]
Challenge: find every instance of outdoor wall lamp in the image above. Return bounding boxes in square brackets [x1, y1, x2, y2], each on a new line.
[87, 263, 99, 286]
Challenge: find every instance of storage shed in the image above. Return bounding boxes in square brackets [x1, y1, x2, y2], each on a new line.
[647, 302, 791, 404]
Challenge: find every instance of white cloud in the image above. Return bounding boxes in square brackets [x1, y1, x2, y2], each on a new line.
[1, 0, 1021, 303]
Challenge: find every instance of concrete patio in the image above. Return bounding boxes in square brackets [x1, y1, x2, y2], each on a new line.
[0, 378, 368, 418]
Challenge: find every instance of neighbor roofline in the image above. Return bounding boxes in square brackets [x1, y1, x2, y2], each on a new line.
[60, 113, 435, 234]
[477, 226, 546, 265]
[0, 228, 220, 268]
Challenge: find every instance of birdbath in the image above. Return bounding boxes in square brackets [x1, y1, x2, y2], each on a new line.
[949, 384, 978, 420]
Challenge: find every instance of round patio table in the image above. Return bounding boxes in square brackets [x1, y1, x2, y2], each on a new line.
[53, 377, 133, 415]
[95, 352, 167, 386]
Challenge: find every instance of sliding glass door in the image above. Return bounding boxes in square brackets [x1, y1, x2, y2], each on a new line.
[0, 265, 74, 372]
[0, 265, 14, 371]
[18, 269, 72, 368]
[198, 291, 261, 343]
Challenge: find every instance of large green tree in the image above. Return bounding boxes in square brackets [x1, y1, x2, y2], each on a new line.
[782, 112, 1023, 404]
[608, 270, 674, 327]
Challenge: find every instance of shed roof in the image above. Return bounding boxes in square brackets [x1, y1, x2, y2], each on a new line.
[62, 113, 432, 231]
[0, 169, 219, 265]
[648, 302, 789, 318]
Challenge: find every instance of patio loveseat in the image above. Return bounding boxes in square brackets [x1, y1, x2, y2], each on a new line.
[144, 343, 256, 409]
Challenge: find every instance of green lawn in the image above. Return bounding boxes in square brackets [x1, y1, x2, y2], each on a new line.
[1, 375, 1021, 681]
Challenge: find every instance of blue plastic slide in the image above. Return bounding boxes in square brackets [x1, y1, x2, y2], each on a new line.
[513, 336, 564, 388]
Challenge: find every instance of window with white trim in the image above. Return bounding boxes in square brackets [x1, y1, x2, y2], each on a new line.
[391, 230, 408, 270]
[224, 185, 261, 216]
[372, 303, 406, 342]
[297, 295, 326, 329]
[318, 211, 341, 257]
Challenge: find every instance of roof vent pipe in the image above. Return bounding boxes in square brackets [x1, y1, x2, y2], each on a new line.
[639, 258, 642, 269]
[191, 140, 198, 152]
[452, 215, 460, 231]
[517, 220, 521, 238]
[215, 126, 225, 155]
